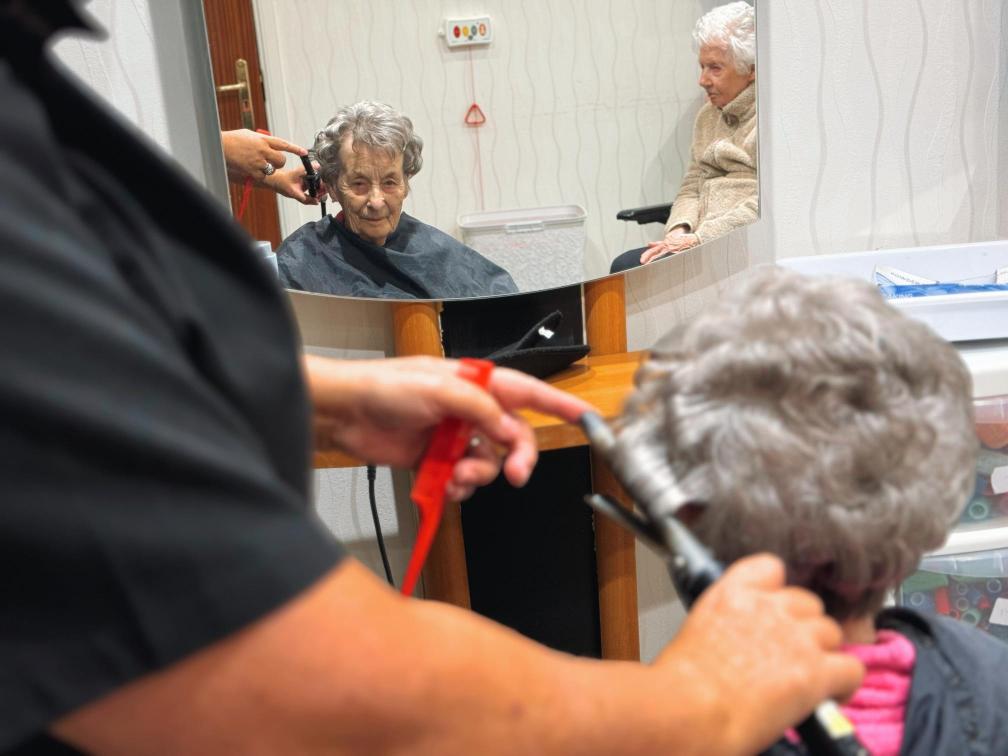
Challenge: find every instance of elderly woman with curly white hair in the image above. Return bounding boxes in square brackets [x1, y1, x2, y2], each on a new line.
[277, 101, 517, 299]
[611, 1, 757, 272]
[610, 267, 1008, 754]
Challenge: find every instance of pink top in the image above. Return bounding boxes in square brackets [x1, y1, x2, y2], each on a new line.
[839, 629, 917, 756]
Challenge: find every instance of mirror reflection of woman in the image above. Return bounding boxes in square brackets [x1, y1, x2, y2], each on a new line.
[612, 1, 757, 271]
[277, 102, 518, 299]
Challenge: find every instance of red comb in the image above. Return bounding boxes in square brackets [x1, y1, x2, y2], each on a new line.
[401, 358, 494, 596]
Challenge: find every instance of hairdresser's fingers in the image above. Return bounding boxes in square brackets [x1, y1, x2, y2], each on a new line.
[450, 455, 505, 498]
[264, 168, 313, 204]
[721, 552, 787, 589]
[264, 135, 308, 157]
[486, 366, 593, 424]
[497, 412, 539, 487]
[444, 482, 477, 502]
[262, 146, 288, 170]
[776, 586, 827, 618]
[803, 615, 844, 653]
[821, 651, 867, 703]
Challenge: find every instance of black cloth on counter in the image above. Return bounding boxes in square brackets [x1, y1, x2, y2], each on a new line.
[0, 11, 344, 753]
[277, 212, 519, 299]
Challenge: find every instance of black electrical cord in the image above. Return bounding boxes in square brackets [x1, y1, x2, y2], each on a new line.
[367, 464, 394, 586]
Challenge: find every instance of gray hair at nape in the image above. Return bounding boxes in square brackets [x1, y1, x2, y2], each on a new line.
[693, 1, 756, 74]
[612, 266, 977, 621]
[312, 101, 424, 188]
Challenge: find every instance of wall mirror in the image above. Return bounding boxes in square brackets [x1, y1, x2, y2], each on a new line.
[205, 0, 759, 300]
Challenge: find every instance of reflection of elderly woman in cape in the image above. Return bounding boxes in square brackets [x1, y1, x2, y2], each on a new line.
[278, 102, 517, 299]
[611, 2, 757, 272]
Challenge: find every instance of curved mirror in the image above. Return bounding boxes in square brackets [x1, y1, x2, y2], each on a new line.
[210, 0, 759, 300]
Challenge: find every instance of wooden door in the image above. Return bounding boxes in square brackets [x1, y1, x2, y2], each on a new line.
[203, 0, 281, 248]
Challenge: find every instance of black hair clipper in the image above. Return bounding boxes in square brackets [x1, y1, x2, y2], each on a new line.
[578, 412, 868, 756]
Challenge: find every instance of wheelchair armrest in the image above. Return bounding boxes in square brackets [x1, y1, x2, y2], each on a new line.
[615, 202, 673, 225]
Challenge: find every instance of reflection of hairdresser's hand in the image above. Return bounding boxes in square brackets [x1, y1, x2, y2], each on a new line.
[305, 355, 593, 501]
[640, 229, 699, 264]
[657, 554, 864, 754]
[263, 161, 324, 206]
[221, 129, 307, 186]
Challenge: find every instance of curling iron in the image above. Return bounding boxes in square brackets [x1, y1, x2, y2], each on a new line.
[300, 154, 326, 218]
[579, 412, 868, 756]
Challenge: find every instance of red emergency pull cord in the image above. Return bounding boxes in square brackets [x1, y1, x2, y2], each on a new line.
[401, 358, 495, 596]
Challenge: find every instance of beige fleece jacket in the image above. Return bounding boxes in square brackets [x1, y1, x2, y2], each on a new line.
[665, 82, 757, 243]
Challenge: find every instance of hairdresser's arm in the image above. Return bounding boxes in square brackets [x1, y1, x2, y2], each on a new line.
[304, 355, 592, 500]
[54, 553, 861, 756]
[222, 129, 304, 180]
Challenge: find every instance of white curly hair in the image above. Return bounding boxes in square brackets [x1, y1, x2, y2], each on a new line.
[312, 101, 423, 189]
[612, 266, 977, 620]
[693, 1, 756, 74]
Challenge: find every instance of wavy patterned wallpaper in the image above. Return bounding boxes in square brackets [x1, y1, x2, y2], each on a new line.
[253, 0, 721, 281]
[768, 0, 1003, 257]
[625, 0, 1006, 353]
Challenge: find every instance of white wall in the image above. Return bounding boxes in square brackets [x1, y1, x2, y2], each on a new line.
[50, 0, 228, 200]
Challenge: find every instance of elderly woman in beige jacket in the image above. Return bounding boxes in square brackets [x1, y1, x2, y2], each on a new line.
[613, 2, 756, 271]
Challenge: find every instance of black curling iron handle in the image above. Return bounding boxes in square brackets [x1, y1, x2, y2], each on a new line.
[669, 560, 867, 756]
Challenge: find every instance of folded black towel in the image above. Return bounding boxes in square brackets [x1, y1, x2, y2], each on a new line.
[485, 311, 590, 379]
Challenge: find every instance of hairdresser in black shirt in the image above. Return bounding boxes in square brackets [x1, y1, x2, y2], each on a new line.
[0, 4, 862, 754]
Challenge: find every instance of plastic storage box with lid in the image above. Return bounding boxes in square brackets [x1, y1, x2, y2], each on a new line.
[457, 205, 587, 293]
[777, 239, 1008, 342]
[895, 339, 1008, 641]
[897, 528, 1008, 644]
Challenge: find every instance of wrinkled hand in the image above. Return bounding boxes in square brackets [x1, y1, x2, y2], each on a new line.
[221, 129, 308, 186]
[306, 355, 594, 501]
[640, 227, 699, 264]
[657, 555, 864, 754]
[263, 160, 326, 206]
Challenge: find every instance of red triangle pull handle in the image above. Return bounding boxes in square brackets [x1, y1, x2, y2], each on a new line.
[464, 103, 486, 126]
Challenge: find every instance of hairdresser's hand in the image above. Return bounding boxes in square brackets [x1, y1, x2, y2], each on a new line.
[221, 129, 308, 186]
[657, 554, 864, 755]
[305, 355, 593, 501]
[640, 228, 699, 264]
[263, 161, 324, 206]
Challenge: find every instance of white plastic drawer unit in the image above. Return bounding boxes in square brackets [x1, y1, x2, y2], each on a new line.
[777, 240, 1008, 342]
[894, 358, 1008, 641]
[897, 534, 1008, 644]
[964, 394, 1008, 528]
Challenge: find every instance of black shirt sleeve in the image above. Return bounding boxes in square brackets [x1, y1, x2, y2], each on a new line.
[0, 55, 344, 750]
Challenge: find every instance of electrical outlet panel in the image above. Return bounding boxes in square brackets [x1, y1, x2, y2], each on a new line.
[442, 17, 492, 48]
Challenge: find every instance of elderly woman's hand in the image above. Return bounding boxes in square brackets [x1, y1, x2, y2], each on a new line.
[640, 231, 700, 264]
[221, 129, 308, 185]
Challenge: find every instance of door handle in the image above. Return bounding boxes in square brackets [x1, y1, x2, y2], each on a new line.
[216, 58, 255, 130]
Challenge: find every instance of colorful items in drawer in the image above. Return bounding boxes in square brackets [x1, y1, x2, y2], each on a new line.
[900, 572, 1008, 641]
[960, 447, 1008, 524]
[976, 421, 1008, 451]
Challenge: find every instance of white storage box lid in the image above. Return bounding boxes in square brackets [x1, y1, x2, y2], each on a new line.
[457, 205, 588, 292]
[777, 240, 1008, 342]
[458, 204, 586, 231]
